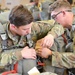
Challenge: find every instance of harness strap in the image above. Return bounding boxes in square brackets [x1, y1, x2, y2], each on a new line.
[0, 23, 8, 51]
[2, 70, 16, 75]
[2, 62, 18, 75]
[14, 62, 18, 73]
[38, 62, 45, 66]
[62, 34, 68, 45]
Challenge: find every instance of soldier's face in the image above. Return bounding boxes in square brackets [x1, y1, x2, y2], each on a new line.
[15, 22, 32, 36]
[51, 9, 73, 28]
[51, 11, 66, 27]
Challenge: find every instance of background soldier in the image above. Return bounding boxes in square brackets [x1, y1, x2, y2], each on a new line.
[39, 0, 55, 20]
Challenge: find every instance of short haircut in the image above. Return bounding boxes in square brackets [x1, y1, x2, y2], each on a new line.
[9, 5, 33, 27]
[48, 0, 72, 13]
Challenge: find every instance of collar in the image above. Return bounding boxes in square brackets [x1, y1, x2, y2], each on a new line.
[6, 23, 20, 44]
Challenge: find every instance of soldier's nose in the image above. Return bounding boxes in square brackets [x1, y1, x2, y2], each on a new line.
[26, 30, 30, 34]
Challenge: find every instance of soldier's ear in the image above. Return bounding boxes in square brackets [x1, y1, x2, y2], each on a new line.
[10, 24, 16, 28]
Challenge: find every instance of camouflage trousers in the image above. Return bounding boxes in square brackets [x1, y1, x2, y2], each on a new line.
[0, 59, 36, 75]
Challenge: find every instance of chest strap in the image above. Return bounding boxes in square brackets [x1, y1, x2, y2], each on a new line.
[62, 34, 68, 45]
[0, 23, 8, 51]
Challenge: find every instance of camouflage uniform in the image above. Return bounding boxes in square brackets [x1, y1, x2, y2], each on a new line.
[30, 4, 40, 21]
[35, 22, 74, 75]
[51, 21, 75, 69]
[0, 19, 64, 75]
[25, 2, 41, 21]
[35, 32, 68, 75]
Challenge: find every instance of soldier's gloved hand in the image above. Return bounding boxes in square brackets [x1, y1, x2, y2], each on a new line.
[41, 34, 54, 48]
[1, 53, 12, 66]
[35, 38, 45, 54]
[35, 39, 52, 58]
[35, 39, 43, 51]
[37, 48, 52, 58]
[21, 46, 36, 59]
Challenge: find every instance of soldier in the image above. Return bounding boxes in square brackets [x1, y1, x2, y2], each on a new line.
[35, 0, 75, 75]
[25, 0, 41, 21]
[48, 0, 74, 68]
[29, 0, 41, 21]
[40, 0, 55, 20]
[0, 5, 64, 75]
[36, 0, 75, 75]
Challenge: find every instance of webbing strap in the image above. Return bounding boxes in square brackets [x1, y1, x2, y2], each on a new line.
[2, 62, 18, 75]
[2, 70, 16, 75]
[62, 34, 68, 45]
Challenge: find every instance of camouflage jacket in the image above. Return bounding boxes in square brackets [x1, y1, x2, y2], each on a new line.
[51, 20, 75, 69]
[0, 20, 64, 67]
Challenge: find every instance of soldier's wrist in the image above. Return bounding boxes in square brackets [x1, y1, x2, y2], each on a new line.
[49, 50, 52, 56]
[48, 32, 56, 38]
[48, 50, 52, 59]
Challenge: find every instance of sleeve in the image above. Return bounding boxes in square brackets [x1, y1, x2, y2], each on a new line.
[31, 20, 64, 40]
[52, 51, 75, 68]
[48, 23, 64, 38]
[50, 36, 66, 52]
[0, 48, 23, 66]
[35, 35, 65, 53]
